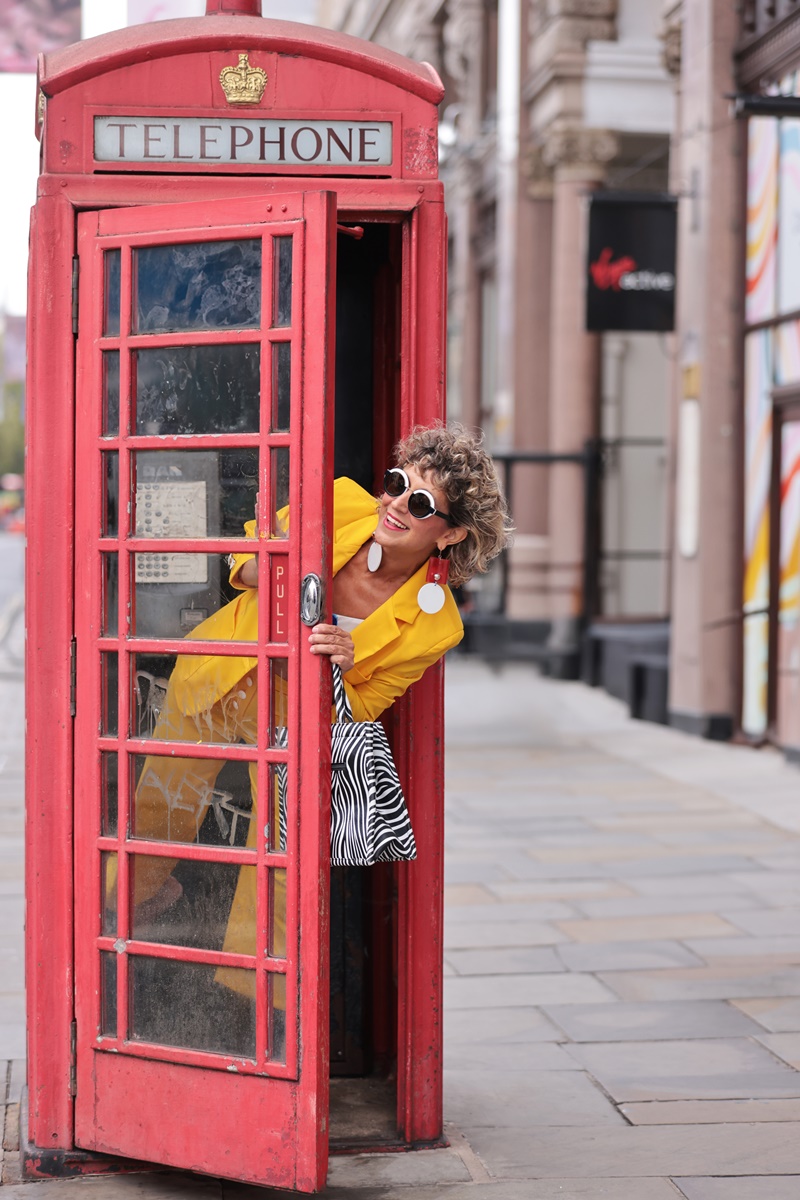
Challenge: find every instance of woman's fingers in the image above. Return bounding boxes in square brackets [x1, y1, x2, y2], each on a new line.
[307, 624, 355, 672]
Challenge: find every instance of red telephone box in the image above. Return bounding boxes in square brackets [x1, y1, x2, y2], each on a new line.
[25, 3, 447, 1191]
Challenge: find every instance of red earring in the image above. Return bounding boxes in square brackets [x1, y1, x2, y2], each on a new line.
[417, 549, 450, 614]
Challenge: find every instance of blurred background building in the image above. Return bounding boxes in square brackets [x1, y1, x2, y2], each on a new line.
[316, 0, 800, 764]
[4, 1, 800, 761]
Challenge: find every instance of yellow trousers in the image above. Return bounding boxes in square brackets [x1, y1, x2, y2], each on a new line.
[114, 670, 285, 1007]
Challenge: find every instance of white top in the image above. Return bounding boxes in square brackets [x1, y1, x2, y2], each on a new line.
[335, 613, 364, 634]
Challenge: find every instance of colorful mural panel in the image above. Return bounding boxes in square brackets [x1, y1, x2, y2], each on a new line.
[778, 122, 800, 314]
[780, 421, 800, 627]
[742, 330, 772, 736]
[746, 118, 779, 325]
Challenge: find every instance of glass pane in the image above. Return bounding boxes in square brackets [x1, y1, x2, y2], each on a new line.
[129, 957, 255, 1058]
[101, 652, 118, 737]
[271, 448, 289, 538]
[101, 952, 117, 1037]
[102, 554, 118, 636]
[132, 552, 247, 639]
[270, 658, 289, 747]
[104, 249, 121, 337]
[103, 452, 119, 537]
[135, 344, 260, 436]
[271, 341, 291, 432]
[101, 753, 118, 837]
[102, 351, 120, 437]
[102, 852, 118, 935]
[269, 869, 287, 959]
[131, 859, 256, 953]
[268, 764, 287, 853]
[273, 236, 292, 327]
[131, 752, 256, 848]
[134, 449, 258, 539]
[134, 239, 261, 333]
[132, 655, 263, 746]
[268, 975, 286, 1064]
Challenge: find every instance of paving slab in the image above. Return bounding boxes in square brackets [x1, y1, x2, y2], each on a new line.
[460, 1121, 800, 1178]
[724, 910, 800, 938]
[674, 1179, 800, 1200]
[598, 965, 800, 1002]
[443, 1006, 563, 1044]
[621, 1098, 800, 1124]
[732, 998, 800, 1032]
[445, 947, 563, 975]
[443, 920, 566, 949]
[0, 1178, 222, 1199]
[444, 972, 616, 1008]
[556, 940, 704, 972]
[541, 1001, 767, 1042]
[556, 914, 742, 943]
[444, 1041, 580, 1072]
[444, 1068, 624, 1128]
[756, 1032, 800, 1068]
[563, 1038, 800, 1102]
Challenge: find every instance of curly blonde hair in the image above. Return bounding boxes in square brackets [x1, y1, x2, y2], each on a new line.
[393, 423, 514, 588]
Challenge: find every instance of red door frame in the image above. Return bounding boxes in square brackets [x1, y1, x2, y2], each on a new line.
[26, 175, 447, 1174]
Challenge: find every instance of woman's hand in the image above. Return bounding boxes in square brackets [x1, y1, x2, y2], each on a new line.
[308, 624, 355, 673]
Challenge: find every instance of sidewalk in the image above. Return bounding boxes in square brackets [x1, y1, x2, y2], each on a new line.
[3, 657, 800, 1198]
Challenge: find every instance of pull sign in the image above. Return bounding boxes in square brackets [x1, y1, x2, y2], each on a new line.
[300, 574, 323, 627]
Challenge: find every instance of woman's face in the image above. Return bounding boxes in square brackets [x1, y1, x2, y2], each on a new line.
[374, 462, 454, 561]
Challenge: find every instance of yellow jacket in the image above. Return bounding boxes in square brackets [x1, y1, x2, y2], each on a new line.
[170, 477, 464, 722]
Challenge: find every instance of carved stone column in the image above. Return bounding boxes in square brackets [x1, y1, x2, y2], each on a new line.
[542, 125, 619, 671]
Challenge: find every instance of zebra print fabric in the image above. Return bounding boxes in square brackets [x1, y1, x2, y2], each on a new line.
[274, 663, 417, 866]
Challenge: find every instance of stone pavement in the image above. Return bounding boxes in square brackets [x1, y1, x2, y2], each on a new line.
[3, 654, 800, 1197]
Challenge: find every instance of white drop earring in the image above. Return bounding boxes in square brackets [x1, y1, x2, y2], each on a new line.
[417, 548, 450, 614]
[367, 539, 383, 572]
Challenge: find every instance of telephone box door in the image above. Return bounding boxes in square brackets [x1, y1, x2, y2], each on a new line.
[73, 192, 336, 1192]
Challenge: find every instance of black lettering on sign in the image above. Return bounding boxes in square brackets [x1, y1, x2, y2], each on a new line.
[291, 127, 323, 162]
[326, 126, 353, 161]
[200, 125, 222, 160]
[260, 124, 286, 162]
[359, 127, 380, 163]
[230, 125, 254, 160]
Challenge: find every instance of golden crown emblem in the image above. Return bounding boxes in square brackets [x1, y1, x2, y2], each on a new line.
[219, 53, 267, 105]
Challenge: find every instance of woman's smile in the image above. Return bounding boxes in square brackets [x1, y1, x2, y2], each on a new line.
[384, 512, 409, 531]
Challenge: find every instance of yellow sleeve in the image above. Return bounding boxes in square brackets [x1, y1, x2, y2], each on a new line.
[229, 519, 257, 590]
[342, 629, 464, 722]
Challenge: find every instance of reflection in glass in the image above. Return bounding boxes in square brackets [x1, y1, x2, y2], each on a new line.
[102, 554, 119, 636]
[101, 652, 118, 737]
[103, 453, 119, 536]
[102, 852, 118, 935]
[104, 250, 121, 337]
[269, 869, 287, 959]
[131, 753, 256, 847]
[270, 658, 289, 747]
[272, 341, 291, 432]
[132, 654, 175, 738]
[102, 351, 120, 437]
[131, 552, 250, 639]
[269, 764, 287, 853]
[268, 975, 287, 1064]
[271, 448, 290, 538]
[129, 957, 256, 1058]
[135, 344, 260, 436]
[101, 952, 117, 1037]
[101, 753, 118, 837]
[132, 859, 256, 953]
[273, 236, 292, 327]
[134, 449, 258, 539]
[134, 240, 261, 333]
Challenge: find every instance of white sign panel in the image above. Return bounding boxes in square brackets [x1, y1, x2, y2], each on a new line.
[94, 116, 393, 167]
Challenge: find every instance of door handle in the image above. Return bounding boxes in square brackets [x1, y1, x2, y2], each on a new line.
[300, 573, 324, 627]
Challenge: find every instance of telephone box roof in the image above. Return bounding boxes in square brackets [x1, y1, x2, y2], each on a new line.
[38, 15, 444, 105]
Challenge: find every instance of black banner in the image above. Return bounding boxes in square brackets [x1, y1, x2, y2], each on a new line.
[586, 193, 677, 333]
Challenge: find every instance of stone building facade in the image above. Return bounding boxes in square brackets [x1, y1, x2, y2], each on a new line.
[319, 0, 675, 669]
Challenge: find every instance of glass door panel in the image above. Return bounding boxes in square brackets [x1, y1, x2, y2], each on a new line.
[74, 192, 336, 1192]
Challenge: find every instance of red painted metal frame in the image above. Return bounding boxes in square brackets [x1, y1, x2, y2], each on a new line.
[68, 192, 336, 1191]
[27, 172, 446, 1180]
[28, 15, 447, 1183]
